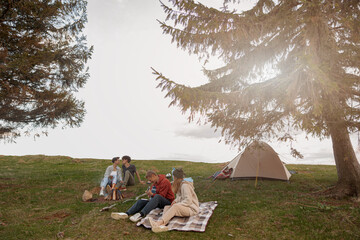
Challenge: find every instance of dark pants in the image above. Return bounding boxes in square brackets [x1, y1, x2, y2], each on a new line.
[124, 170, 135, 186]
[126, 194, 171, 216]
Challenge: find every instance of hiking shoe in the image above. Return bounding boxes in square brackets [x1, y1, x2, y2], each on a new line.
[152, 225, 169, 233]
[99, 189, 104, 196]
[111, 212, 128, 220]
[129, 213, 142, 222]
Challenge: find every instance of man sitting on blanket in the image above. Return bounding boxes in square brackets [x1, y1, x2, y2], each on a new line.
[149, 168, 200, 233]
[111, 170, 175, 222]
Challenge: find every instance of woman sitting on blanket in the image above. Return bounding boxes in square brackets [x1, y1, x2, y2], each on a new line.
[149, 168, 200, 233]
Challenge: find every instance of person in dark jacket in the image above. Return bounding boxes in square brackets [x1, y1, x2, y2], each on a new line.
[111, 170, 175, 222]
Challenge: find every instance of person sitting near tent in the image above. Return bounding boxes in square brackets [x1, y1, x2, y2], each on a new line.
[216, 167, 233, 180]
[121, 155, 145, 187]
[149, 168, 200, 233]
[111, 170, 175, 222]
[99, 157, 123, 196]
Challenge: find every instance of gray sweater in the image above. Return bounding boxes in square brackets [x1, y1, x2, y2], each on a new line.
[103, 165, 123, 182]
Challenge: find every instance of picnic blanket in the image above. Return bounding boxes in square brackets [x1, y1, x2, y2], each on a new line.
[136, 201, 218, 232]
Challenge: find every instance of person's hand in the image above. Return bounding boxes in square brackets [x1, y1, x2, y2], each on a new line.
[146, 189, 153, 197]
[140, 181, 145, 185]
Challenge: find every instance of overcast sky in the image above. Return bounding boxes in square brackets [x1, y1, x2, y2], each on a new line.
[2, 0, 359, 165]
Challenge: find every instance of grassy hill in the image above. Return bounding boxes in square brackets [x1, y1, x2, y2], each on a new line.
[0, 155, 359, 239]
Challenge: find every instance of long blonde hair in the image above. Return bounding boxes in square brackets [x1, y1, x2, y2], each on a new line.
[172, 177, 183, 194]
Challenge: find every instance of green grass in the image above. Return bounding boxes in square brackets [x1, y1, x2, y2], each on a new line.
[0, 155, 359, 240]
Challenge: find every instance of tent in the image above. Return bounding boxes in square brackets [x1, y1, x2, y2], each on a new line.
[214, 141, 291, 181]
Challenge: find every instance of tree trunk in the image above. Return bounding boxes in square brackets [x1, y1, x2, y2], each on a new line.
[328, 122, 360, 198]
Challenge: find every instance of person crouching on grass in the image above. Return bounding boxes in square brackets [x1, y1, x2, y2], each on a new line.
[111, 170, 175, 222]
[99, 157, 123, 197]
[149, 168, 200, 233]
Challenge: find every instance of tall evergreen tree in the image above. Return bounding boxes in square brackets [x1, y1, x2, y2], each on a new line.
[153, 0, 360, 197]
[0, 0, 93, 140]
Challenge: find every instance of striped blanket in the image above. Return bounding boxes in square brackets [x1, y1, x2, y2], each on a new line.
[136, 201, 218, 232]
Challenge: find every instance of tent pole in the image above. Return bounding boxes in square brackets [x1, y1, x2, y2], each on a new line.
[255, 151, 260, 188]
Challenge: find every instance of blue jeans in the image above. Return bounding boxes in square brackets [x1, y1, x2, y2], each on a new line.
[126, 194, 171, 216]
[100, 176, 118, 188]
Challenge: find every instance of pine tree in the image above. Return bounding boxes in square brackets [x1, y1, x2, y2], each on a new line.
[153, 0, 360, 197]
[0, 0, 93, 140]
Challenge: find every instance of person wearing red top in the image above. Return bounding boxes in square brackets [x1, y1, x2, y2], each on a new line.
[150, 172, 175, 201]
[111, 170, 175, 222]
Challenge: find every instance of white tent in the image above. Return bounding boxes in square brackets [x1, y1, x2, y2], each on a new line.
[220, 141, 291, 181]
